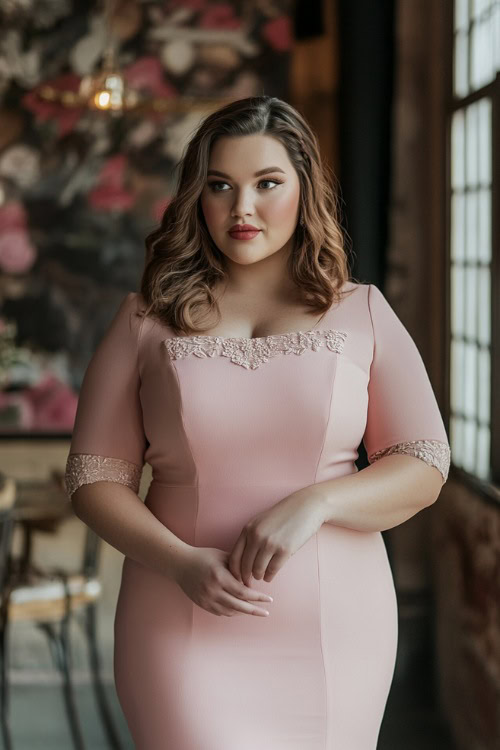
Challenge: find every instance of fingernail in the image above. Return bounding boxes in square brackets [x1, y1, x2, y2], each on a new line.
[267, 596, 273, 601]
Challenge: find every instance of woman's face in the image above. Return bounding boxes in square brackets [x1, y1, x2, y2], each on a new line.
[200, 134, 301, 268]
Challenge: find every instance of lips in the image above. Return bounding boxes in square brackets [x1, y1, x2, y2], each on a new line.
[228, 228, 261, 240]
[228, 225, 261, 232]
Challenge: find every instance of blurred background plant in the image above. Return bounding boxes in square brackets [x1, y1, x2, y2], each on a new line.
[0, 315, 32, 390]
[0, 315, 78, 432]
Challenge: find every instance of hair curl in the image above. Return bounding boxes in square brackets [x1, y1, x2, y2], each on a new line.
[139, 95, 358, 335]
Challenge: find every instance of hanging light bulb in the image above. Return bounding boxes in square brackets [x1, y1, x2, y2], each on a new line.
[35, 0, 251, 115]
[79, 46, 138, 114]
[77, 0, 136, 114]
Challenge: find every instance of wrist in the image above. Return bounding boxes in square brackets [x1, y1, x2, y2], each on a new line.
[294, 485, 330, 526]
[164, 540, 193, 582]
[313, 491, 330, 526]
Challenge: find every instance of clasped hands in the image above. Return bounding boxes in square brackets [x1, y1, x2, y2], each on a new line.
[227, 488, 326, 587]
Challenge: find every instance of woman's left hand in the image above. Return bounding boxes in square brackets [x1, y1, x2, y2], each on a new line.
[227, 489, 326, 586]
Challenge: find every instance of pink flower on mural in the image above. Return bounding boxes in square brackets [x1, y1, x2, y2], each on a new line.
[151, 196, 172, 223]
[21, 73, 85, 138]
[88, 153, 136, 212]
[262, 16, 293, 52]
[89, 187, 135, 212]
[123, 57, 177, 98]
[200, 4, 241, 29]
[0, 229, 37, 274]
[98, 153, 128, 188]
[25, 373, 78, 431]
[0, 201, 28, 231]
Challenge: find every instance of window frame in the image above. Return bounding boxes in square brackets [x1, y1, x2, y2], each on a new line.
[445, 0, 500, 505]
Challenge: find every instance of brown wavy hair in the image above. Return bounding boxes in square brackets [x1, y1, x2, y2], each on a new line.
[139, 95, 358, 336]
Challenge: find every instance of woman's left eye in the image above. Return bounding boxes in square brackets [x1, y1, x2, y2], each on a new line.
[259, 179, 281, 189]
[207, 179, 282, 192]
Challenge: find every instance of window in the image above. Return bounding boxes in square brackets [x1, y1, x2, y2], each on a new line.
[449, 0, 499, 485]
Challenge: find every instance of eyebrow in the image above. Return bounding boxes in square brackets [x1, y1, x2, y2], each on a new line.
[206, 166, 286, 178]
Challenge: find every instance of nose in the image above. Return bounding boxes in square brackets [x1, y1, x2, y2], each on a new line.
[230, 186, 256, 218]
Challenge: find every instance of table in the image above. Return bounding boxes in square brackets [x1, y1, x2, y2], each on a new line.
[9, 471, 74, 578]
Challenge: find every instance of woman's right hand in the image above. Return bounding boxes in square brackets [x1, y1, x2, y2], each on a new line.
[173, 546, 273, 617]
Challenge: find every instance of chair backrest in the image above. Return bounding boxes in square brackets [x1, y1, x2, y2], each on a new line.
[50, 468, 102, 579]
[0, 474, 16, 595]
[80, 526, 102, 579]
[0, 473, 16, 513]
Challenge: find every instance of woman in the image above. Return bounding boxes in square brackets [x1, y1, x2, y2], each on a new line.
[64, 95, 450, 750]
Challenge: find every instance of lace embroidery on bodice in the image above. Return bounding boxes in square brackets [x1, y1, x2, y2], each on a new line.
[368, 439, 451, 483]
[64, 453, 142, 500]
[163, 329, 348, 370]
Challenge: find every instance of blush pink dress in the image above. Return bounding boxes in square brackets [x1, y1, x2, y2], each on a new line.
[64, 281, 450, 750]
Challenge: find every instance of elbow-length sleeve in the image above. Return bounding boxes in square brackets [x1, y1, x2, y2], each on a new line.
[362, 283, 451, 484]
[64, 292, 147, 501]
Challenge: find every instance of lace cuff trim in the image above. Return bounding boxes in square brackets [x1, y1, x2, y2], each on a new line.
[368, 439, 451, 483]
[163, 329, 348, 370]
[64, 453, 143, 500]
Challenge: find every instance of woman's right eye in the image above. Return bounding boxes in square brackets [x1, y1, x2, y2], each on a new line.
[208, 181, 230, 192]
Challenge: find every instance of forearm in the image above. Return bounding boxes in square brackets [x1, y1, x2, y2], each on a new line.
[306, 454, 444, 533]
[71, 482, 192, 581]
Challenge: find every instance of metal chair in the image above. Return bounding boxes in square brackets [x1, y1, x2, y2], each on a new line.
[0, 473, 17, 750]
[0, 472, 124, 750]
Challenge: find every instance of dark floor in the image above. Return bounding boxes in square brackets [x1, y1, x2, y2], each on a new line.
[2, 677, 455, 750]
[6, 682, 131, 750]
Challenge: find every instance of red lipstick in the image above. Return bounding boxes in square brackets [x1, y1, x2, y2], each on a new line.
[228, 223, 261, 240]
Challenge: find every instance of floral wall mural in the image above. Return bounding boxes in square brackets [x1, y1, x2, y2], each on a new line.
[0, 0, 293, 436]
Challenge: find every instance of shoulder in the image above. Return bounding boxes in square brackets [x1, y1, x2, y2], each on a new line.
[339, 282, 394, 334]
[121, 291, 146, 312]
[344, 282, 392, 316]
[341, 280, 371, 295]
[110, 293, 149, 342]
[364, 283, 400, 317]
[116, 292, 149, 326]
[338, 280, 372, 307]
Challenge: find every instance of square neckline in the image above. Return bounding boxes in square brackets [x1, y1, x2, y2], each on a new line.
[164, 317, 329, 344]
[161, 281, 356, 343]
